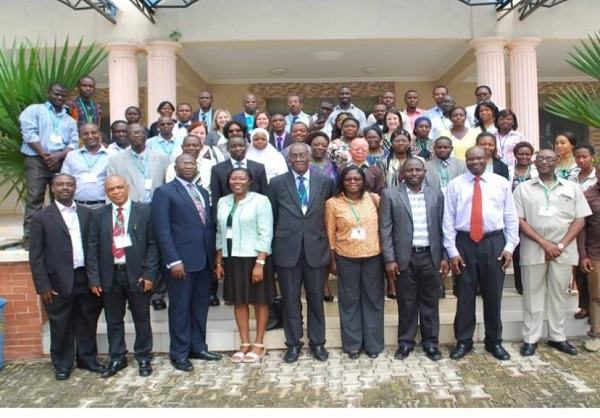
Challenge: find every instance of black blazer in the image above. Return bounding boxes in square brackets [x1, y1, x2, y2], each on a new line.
[29, 204, 92, 296]
[86, 202, 159, 292]
[492, 158, 509, 180]
[269, 132, 293, 150]
[209, 159, 269, 217]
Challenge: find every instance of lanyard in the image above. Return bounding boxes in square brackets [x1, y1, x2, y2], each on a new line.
[81, 150, 102, 170]
[159, 140, 175, 156]
[416, 139, 429, 152]
[539, 178, 558, 209]
[77, 97, 95, 123]
[438, 161, 449, 183]
[47, 108, 61, 133]
[230, 202, 239, 218]
[131, 151, 148, 176]
[346, 197, 361, 226]
[515, 165, 531, 183]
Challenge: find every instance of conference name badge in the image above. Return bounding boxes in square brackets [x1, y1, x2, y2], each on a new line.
[114, 234, 133, 249]
[350, 227, 366, 240]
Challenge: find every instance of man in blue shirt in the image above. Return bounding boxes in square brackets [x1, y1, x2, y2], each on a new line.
[20, 82, 79, 250]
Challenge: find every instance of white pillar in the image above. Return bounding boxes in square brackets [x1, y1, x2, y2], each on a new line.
[469, 37, 508, 109]
[508, 38, 542, 150]
[107, 43, 140, 123]
[144, 41, 181, 125]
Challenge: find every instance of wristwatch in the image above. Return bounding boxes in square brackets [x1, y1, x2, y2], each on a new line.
[255, 259, 266, 265]
[557, 243, 565, 250]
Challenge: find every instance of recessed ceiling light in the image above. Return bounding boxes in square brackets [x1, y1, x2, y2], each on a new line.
[269, 68, 288, 76]
[361, 67, 379, 74]
[313, 51, 345, 61]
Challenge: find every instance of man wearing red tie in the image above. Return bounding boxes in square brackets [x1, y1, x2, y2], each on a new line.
[443, 146, 519, 361]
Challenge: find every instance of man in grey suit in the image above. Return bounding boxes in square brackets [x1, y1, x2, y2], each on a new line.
[107, 123, 170, 310]
[425, 136, 467, 195]
[87, 175, 159, 378]
[269, 142, 334, 363]
[379, 158, 449, 361]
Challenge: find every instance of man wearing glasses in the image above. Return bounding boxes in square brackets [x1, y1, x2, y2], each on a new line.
[513, 149, 591, 357]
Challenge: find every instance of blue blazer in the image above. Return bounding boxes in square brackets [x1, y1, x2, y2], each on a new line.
[152, 179, 216, 272]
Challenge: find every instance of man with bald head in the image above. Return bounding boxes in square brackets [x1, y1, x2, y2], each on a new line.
[62, 123, 109, 209]
[232, 94, 259, 130]
[337, 137, 385, 194]
[443, 146, 519, 361]
[87, 175, 159, 378]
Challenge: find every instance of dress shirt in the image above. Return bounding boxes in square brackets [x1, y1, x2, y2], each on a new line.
[230, 158, 249, 169]
[443, 171, 519, 258]
[402, 108, 427, 130]
[55, 200, 85, 268]
[61, 146, 109, 201]
[129, 149, 152, 203]
[19, 101, 79, 156]
[407, 186, 430, 247]
[111, 199, 131, 264]
[494, 130, 524, 167]
[292, 169, 310, 204]
[107, 143, 129, 154]
[327, 103, 368, 130]
[146, 134, 183, 162]
[197, 109, 213, 131]
[325, 192, 381, 258]
[165, 154, 215, 203]
[578, 185, 600, 260]
[172, 121, 191, 140]
[514, 177, 591, 266]
[285, 111, 312, 133]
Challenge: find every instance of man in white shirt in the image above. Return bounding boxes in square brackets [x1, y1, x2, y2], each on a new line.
[327, 86, 367, 130]
[172, 103, 193, 141]
[284, 94, 312, 133]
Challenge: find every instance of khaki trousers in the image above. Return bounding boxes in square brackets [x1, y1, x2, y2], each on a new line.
[521, 261, 573, 343]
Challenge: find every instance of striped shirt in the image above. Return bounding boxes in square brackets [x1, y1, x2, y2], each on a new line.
[407, 186, 430, 247]
[19, 102, 79, 156]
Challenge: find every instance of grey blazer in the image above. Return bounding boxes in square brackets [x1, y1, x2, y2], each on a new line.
[107, 148, 170, 203]
[379, 183, 446, 271]
[424, 157, 467, 192]
[269, 171, 334, 268]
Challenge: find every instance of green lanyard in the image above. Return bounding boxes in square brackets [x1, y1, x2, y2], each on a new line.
[131, 151, 148, 176]
[81, 150, 101, 170]
[346, 197, 361, 227]
[539, 178, 558, 209]
[230, 202, 239, 218]
[438, 161, 449, 185]
[416, 139, 429, 152]
[48, 108, 61, 133]
[77, 97, 95, 123]
[516, 165, 531, 183]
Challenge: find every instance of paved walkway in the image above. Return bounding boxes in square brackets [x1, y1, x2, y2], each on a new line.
[1, 341, 600, 408]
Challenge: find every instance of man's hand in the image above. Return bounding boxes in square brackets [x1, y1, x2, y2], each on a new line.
[450, 256, 466, 275]
[439, 260, 450, 278]
[138, 278, 153, 293]
[580, 257, 594, 274]
[541, 239, 562, 260]
[43, 153, 62, 170]
[497, 250, 512, 272]
[170, 263, 186, 280]
[40, 290, 58, 304]
[385, 261, 400, 282]
[90, 286, 102, 297]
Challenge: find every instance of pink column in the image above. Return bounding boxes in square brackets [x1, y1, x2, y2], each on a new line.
[107, 43, 140, 123]
[508, 38, 542, 150]
[144, 41, 181, 125]
[469, 37, 508, 109]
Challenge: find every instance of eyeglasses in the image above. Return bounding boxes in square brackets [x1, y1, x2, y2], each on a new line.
[289, 152, 309, 160]
[535, 156, 557, 163]
[178, 162, 198, 167]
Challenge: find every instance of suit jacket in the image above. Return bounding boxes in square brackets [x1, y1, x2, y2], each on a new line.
[232, 112, 252, 129]
[107, 148, 170, 203]
[152, 179, 216, 272]
[86, 202, 159, 292]
[269, 132, 293, 150]
[492, 158, 509, 180]
[269, 171, 334, 268]
[379, 183, 446, 271]
[209, 159, 269, 217]
[424, 157, 467, 192]
[29, 203, 92, 296]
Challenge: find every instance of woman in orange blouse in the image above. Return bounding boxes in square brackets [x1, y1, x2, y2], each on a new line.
[325, 166, 385, 360]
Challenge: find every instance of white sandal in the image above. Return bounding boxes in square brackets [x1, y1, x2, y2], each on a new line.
[231, 343, 251, 363]
[242, 343, 267, 363]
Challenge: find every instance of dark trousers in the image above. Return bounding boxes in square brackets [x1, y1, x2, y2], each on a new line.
[43, 268, 103, 370]
[336, 254, 384, 353]
[23, 156, 59, 239]
[151, 270, 167, 302]
[576, 269, 589, 310]
[102, 267, 152, 362]
[165, 266, 212, 359]
[396, 248, 442, 349]
[277, 250, 328, 348]
[454, 231, 506, 345]
[513, 244, 523, 293]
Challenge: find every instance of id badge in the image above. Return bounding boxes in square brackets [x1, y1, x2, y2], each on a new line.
[50, 133, 63, 144]
[226, 226, 233, 239]
[144, 178, 153, 190]
[538, 206, 554, 217]
[114, 234, 132, 249]
[301, 205, 307, 215]
[350, 227, 366, 240]
[81, 172, 98, 183]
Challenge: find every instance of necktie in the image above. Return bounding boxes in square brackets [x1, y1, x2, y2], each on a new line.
[292, 116, 298, 124]
[201, 114, 207, 124]
[235, 161, 243, 168]
[112, 207, 125, 258]
[470, 176, 484, 242]
[276, 136, 283, 151]
[297, 176, 308, 206]
[178, 122, 188, 129]
[187, 183, 207, 225]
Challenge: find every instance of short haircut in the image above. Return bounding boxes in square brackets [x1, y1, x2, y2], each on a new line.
[227, 167, 254, 184]
[574, 144, 595, 155]
[305, 131, 330, 146]
[78, 75, 95, 83]
[223, 120, 248, 139]
[434, 136, 452, 145]
[177, 102, 193, 110]
[48, 81, 68, 91]
[475, 85, 492, 95]
[432, 85, 448, 94]
[495, 109, 519, 131]
[513, 141, 534, 156]
[110, 120, 128, 130]
[51, 173, 75, 185]
[156, 101, 175, 112]
[336, 165, 367, 198]
[402, 156, 425, 170]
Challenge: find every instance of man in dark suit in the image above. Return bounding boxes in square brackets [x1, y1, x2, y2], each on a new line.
[379, 158, 449, 362]
[424, 136, 467, 194]
[269, 112, 292, 152]
[29, 173, 105, 380]
[152, 154, 222, 372]
[87, 175, 159, 378]
[269, 142, 335, 363]
[232, 94, 258, 130]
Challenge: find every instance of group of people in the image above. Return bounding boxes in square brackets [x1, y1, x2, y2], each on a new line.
[20, 77, 600, 382]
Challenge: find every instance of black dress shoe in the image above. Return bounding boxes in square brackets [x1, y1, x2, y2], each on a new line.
[450, 342, 473, 360]
[365, 351, 379, 359]
[189, 350, 222, 361]
[548, 340, 577, 355]
[77, 361, 106, 374]
[485, 344, 510, 361]
[171, 358, 194, 372]
[54, 369, 71, 381]
[324, 295, 335, 302]
[101, 360, 128, 378]
[386, 292, 397, 300]
[520, 342, 537, 357]
[151, 299, 167, 311]
[347, 350, 360, 360]
[283, 346, 301, 363]
[311, 345, 329, 362]
[138, 360, 152, 377]
[394, 345, 413, 360]
[209, 294, 220, 307]
[423, 346, 442, 361]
